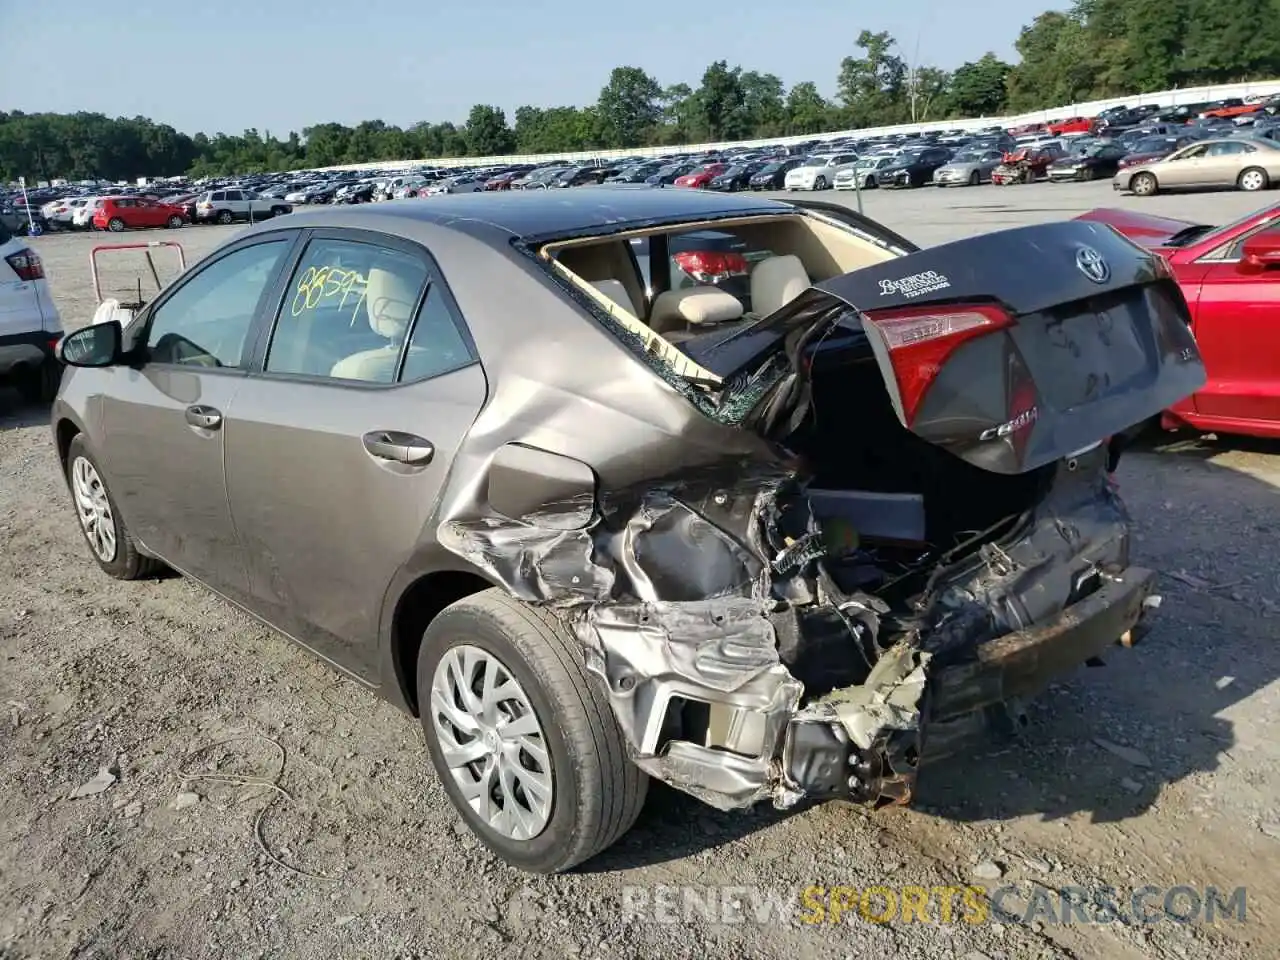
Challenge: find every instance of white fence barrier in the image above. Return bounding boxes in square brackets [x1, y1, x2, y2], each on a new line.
[311, 79, 1280, 174]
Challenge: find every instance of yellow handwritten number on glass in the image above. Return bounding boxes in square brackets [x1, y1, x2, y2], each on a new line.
[290, 266, 367, 317]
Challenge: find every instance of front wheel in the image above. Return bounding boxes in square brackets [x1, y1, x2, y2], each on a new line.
[968, 171, 980, 186]
[270, 206, 289, 218]
[1130, 172, 1158, 197]
[166, 215, 183, 229]
[813, 176, 828, 190]
[418, 589, 647, 874]
[1238, 167, 1269, 192]
[64, 435, 164, 580]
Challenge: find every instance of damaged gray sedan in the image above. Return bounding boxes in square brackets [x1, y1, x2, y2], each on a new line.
[51, 187, 1205, 873]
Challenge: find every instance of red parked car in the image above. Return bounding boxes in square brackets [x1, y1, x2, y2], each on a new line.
[1202, 101, 1258, 120]
[1078, 204, 1280, 438]
[92, 196, 188, 232]
[484, 171, 523, 191]
[1047, 116, 1095, 136]
[673, 163, 728, 189]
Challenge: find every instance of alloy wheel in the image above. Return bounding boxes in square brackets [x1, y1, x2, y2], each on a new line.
[429, 643, 553, 841]
[71, 456, 117, 562]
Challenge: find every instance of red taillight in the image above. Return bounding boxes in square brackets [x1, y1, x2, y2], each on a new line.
[5, 249, 45, 281]
[862, 303, 1013, 425]
[673, 250, 749, 281]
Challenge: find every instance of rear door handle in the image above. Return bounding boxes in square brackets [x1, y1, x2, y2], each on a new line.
[362, 430, 434, 466]
[185, 405, 222, 430]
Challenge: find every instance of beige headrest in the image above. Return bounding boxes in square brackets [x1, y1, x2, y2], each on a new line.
[590, 279, 636, 316]
[365, 267, 419, 339]
[649, 286, 743, 335]
[750, 254, 810, 318]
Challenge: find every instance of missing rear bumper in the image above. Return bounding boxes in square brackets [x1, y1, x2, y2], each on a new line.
[581, 567, 1158, 812]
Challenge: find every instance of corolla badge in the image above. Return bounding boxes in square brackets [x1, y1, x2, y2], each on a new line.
[1075, 245, 1111, 284]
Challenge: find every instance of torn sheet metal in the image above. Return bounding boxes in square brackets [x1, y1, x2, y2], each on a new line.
[576, 599, 803, 810]
[436, 450, 928, 811]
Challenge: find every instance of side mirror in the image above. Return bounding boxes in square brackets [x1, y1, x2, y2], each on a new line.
[56, 320, 122, 367]
[1239, 232, 1280, 274]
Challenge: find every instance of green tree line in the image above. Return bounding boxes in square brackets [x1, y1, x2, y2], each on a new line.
[3, 0, 1277, 182]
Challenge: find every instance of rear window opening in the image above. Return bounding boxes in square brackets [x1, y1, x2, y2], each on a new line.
[535, 212, 899, 383]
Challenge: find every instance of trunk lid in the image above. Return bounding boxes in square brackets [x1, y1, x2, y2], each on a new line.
[687, 219, 1206, 475]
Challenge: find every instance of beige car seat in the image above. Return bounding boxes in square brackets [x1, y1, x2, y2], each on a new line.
[590, 279, 638, 316]
[329, 267, 422, 382]
[750, 254, 810, 317]
[648, 285, 744, 340]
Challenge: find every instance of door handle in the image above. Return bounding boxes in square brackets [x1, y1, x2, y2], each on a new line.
[185, 405, 222, 430]
[362, 431, 434, 466]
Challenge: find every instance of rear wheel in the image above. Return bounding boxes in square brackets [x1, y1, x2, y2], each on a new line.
[166, 215, 183, 229]
[65, 435, 163, 580]
[1130, 172, 1158, 196]
[270, 206, 289, 217]
[107, 218, 125, 232]
[216, 209, 234, 224]
[418, 589, 647, 873]
[15, 358, 61, 404]
[1238, 167, 1269, 192]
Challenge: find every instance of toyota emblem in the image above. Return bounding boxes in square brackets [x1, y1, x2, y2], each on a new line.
[1076, 245, 1110, 284]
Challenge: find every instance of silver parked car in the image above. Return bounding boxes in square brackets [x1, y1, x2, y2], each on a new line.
[51, 188, 1203, 874]
[1115, 137, 1280, 195]
[931, 149, 1006, 186]
[833, 155, 895, 190]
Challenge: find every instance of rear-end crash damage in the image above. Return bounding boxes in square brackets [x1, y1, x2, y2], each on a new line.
[439, 219, 1206, 815]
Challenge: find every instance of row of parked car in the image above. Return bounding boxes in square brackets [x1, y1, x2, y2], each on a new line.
[6, 94, 1277, 234]
[0, 186, 294, 235]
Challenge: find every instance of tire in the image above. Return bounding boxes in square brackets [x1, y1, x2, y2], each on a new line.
[1130, 172, 1158, 197]
[166, 215, 183, 229]
[216, 209, 234, 224]
[814, 176, 828, 190]
[1238, 167, 1269, 192]
[968, 171, 980, 186]
[65, 435, 164, 581]
[418, 588, 648, 873]
[107, 218, 125, 232]
[270, 206, 288, 218]
[15, 358, 62, 404]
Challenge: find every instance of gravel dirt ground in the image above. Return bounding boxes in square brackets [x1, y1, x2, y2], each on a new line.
[2, 182, 1278, 960]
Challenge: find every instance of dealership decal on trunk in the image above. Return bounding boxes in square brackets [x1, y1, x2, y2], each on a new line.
[878, 270, 951, 298]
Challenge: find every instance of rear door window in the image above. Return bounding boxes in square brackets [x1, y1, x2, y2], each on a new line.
[265, 236, 429, 383]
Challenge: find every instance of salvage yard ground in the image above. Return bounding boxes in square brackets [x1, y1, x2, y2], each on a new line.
[2, 182, 1278, 960]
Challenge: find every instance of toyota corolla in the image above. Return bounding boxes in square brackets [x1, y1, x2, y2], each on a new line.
[52, 188, 1204, 873]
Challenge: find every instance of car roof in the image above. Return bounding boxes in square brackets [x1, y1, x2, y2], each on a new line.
[260, 186, 788, 240]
